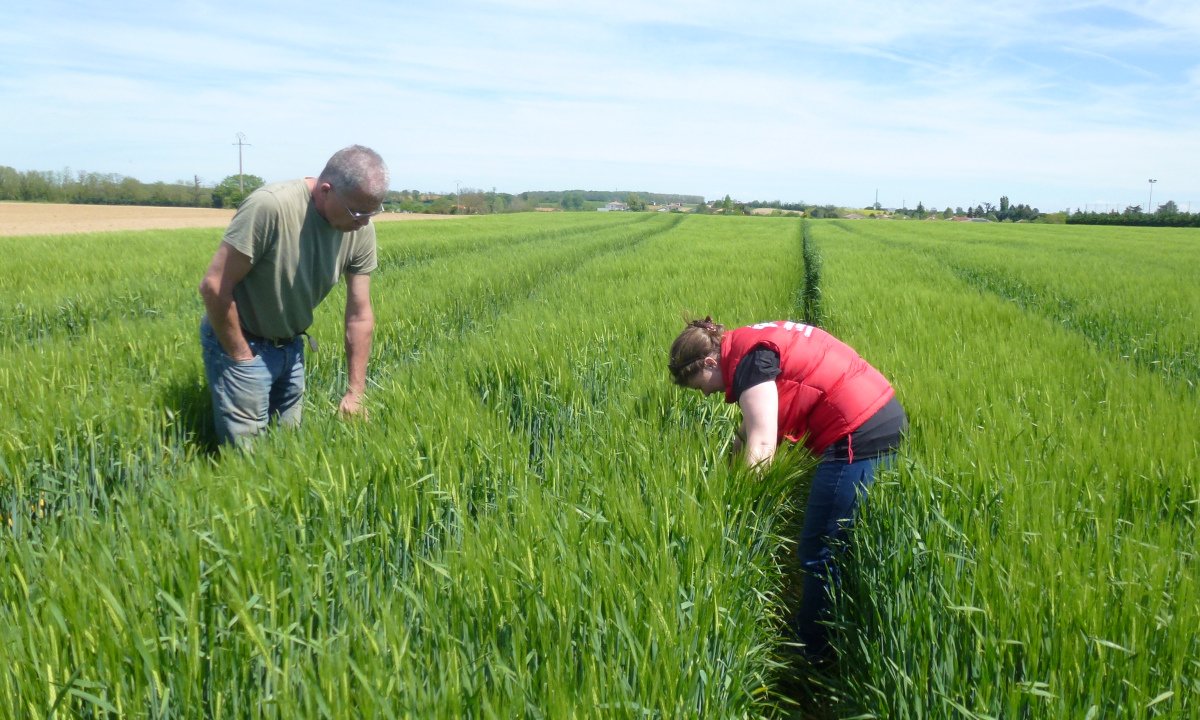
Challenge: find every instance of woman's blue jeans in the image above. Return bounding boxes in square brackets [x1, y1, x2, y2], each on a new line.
[199, 318, 305, 446]
[794, 451, 891, 658]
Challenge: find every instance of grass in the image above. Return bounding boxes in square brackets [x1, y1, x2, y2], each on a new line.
[1, 215, 1196, 718]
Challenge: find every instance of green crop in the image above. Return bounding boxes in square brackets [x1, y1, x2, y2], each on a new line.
[1, 214, 811, 718]
[2, 215, 1196, 718]
[813, 219, 1199, 719]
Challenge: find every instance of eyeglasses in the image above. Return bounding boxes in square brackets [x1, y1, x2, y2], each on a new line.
[334, 187, 384, 221]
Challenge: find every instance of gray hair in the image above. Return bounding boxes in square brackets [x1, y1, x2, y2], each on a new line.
[318, 145, 389, 201]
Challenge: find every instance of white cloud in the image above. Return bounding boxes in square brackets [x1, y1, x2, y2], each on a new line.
[1, 0, 1197, 210]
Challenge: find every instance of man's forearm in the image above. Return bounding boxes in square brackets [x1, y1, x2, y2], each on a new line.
[198, 243, 255, 361]
[344, 316, 374, 395]
[204, 295, 252, 360]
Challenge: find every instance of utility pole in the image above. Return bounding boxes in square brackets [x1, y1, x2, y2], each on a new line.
[233, 133, 251, 194]
[1147, 178, 1156, 214]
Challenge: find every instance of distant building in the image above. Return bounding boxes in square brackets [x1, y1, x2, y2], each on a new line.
[598, 201, 629, 212]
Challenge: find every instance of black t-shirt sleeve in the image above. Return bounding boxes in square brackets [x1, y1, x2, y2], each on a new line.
[731, 347, 781, 400]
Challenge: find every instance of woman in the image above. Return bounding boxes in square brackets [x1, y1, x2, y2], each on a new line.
[668, 317, 907, 659]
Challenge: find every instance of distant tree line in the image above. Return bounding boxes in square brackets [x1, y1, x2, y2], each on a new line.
[17, 165, 1128, 227]
[386, 188, 564, 214]
[0, 164, 278, 209]
[1066, 201, 1200, 228]
[0, 167, 706, 215]
[713, 196, 839, 217]
[386, 188, 705, 215]
[0, 165, 218, 207]
[744, 199, 808, 212]
[521, 190, 703, 206]
[885, 196, 1043, 222]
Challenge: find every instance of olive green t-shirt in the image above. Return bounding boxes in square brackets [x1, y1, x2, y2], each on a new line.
[223, 179, 377, 339]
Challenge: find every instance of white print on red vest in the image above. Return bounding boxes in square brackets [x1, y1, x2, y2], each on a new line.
[750, 321, 815, 337]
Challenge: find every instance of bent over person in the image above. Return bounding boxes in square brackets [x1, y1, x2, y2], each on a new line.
[198, 145, 388, 446]
[668, 318, 907, 660]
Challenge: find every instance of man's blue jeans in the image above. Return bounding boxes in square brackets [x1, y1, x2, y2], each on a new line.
[200, 318, 305, 446]
[794, 451, 892, 658]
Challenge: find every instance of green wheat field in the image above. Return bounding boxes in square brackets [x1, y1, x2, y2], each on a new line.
[1, 213, 1197, 718]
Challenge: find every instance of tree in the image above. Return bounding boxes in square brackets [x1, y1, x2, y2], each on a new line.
[808, 205, 839, 219]
[19, 171, 54, 201]
[486, 189, 506, 214]
[460, 188, 488, 214]
[625, 193, 646, 212]
[560, 191, 585, 211]
[212, 174, 265, 208]
[427, 196, 456, 214]
[0, 165, 21, 201]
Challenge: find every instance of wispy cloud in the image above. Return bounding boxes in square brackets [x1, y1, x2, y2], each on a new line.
[1, 0, 1196, 210]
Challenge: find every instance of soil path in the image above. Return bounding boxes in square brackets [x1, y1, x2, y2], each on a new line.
[0, 202, 461, 237]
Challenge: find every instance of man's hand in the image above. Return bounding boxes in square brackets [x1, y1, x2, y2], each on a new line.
[199, 243, 256, 360]
[338, 390, 368, 419]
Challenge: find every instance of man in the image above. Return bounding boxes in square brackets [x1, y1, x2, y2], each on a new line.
[198, 145, 388, 446]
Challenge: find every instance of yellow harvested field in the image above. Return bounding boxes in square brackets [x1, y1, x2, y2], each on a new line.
[0, 202, 462, 237]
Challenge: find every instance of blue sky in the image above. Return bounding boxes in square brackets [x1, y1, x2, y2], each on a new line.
[2, 0, 1197, 212]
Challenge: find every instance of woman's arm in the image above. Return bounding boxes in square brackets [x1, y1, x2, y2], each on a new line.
[738, 381, 779, 469]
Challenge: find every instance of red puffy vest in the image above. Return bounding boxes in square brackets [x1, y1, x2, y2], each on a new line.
[719, 322, 895, 455]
